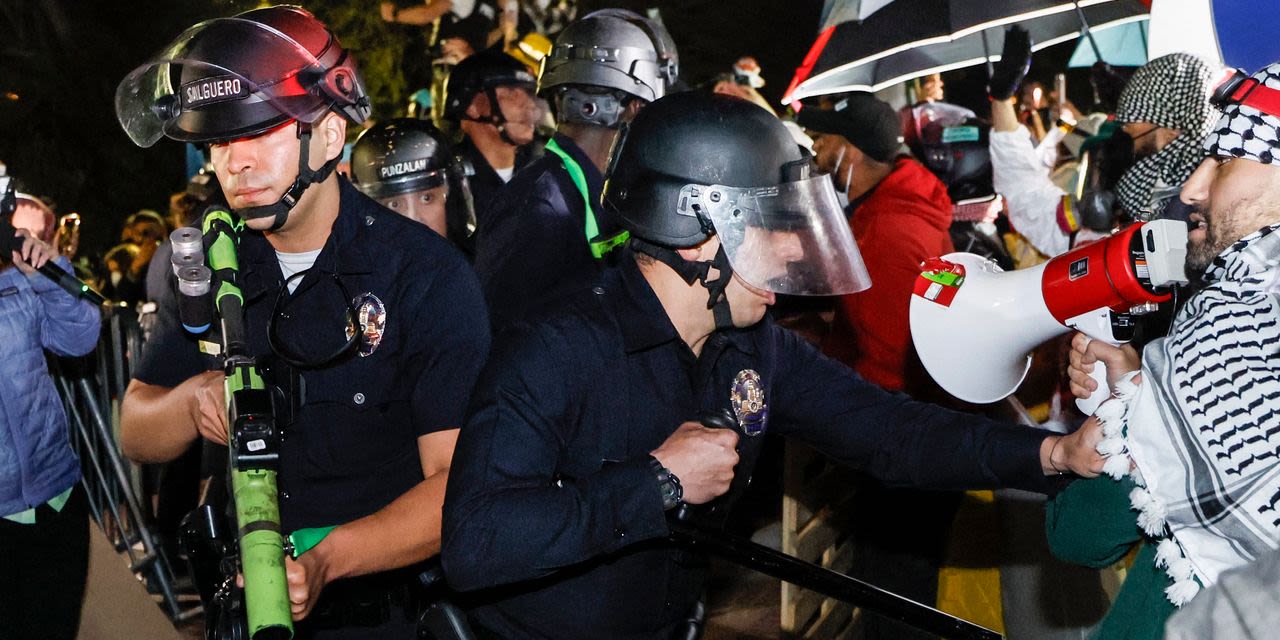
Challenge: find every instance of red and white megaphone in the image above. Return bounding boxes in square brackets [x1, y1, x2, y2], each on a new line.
[910, 220, 1189, 413]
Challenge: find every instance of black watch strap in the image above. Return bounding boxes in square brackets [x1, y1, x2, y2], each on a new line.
[649, 456, 683, 511]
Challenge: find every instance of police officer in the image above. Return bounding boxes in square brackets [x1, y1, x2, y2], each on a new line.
[114, 7, 490, 638]
[441, 49, 541, 218]
[350, 118, 477, 255]
[474, 9, 678, 333]
[441, 92, 1106, 639]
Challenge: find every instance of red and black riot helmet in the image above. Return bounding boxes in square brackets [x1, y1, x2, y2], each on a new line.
[116, 5, 371, 147]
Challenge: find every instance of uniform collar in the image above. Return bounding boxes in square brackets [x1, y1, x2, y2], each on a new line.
[612, 257, 757, 356]
[238, 176, 375, 302]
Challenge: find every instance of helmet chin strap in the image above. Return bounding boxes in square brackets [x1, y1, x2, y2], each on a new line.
[631, 237, 735, 330]
[461, 87, 523, 147]
[234, 122, 341, 232]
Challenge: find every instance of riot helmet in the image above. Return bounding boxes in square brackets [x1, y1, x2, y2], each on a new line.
[604, 92, 870, 327]
[539, 9, 679, 128]
[117, 6, 370, 145]
[115, 5, 371, 230]
[442, 49, 537, 123]
[350, 118, 475, 244]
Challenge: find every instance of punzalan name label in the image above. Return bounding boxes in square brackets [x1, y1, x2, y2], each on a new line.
[182, 76, 248, 109]
[380, 158, 429, 179]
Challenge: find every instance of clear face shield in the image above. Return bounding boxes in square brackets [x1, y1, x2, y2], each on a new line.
[678, 170, 872, 296]
[115, 17, 341, 147]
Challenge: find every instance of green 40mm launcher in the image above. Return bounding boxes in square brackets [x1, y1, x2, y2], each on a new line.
[172, 208, 292, 640]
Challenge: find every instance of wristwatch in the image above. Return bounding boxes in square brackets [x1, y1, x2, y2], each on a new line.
[649, 456, 683, 511]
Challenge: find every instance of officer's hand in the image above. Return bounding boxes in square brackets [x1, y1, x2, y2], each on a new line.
[285, 552, 330, 621]
[1045, 417, 1106, 478]
[1067, 333, 1141, 399]
[10, 228, 59, 274]
[187, 371, 229, 446]
[651, 422, 739, 505]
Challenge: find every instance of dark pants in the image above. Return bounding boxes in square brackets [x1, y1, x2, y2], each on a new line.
[0, 484, 90, 640]
[294, 567, 423, 640]
[849, 482, 961, 640]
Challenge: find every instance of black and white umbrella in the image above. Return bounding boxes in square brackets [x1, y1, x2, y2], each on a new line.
[783, 0, 1149, 103]
[819, 0, 897, 30]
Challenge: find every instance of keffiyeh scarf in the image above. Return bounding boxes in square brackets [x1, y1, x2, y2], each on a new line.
[1095, 224, 1280, 606]
[1113, 53, 1219, 220]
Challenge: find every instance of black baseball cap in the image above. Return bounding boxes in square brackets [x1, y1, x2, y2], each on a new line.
[797, 92, 904, 163]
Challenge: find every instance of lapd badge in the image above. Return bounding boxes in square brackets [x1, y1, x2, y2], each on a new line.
[730, 369, 768, 436]
[345, 292, 386, 357]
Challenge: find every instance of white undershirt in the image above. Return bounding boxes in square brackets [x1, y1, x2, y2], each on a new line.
[495, 166, 515, 183]
[276, 248, 322, 294]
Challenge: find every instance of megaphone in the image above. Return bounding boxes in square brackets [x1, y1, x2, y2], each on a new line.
[910, 220, 1189, 413]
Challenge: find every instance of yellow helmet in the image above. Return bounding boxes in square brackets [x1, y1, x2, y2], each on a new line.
[507, 32, 552, 74]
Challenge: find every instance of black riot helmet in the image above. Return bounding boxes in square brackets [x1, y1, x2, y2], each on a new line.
[350, 118, 477, 248]
[604, 92, 870, 327]
[442, 49, 537, 123]
[115, 5, 371, 230]
[351, 119, 455, 199]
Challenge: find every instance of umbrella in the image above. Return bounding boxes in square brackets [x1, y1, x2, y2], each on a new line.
[783, 0, 1149, 103]
[819, 0, 897, 30]
[1068, 16, 1148, 67]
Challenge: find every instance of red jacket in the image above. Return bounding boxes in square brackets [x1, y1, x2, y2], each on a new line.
[822, 157, 954, 392]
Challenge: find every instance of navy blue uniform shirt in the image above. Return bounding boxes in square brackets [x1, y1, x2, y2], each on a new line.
[442, 256, 1057, 639]
[456, 135, 539, 228]
[473, 133, 622, 334]
[134, 178, 491, 531]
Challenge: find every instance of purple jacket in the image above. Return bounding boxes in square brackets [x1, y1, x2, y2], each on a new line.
[0, 257, 100, 516]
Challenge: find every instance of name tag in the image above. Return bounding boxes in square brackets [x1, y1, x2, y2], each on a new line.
[0, 286, 19, 298]
[181, 75, 249, 110]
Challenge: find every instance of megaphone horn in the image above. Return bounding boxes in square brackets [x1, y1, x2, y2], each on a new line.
[909, 220, 1189, 410]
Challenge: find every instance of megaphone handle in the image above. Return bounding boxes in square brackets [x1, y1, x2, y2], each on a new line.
[1075, 361, 1111, 415]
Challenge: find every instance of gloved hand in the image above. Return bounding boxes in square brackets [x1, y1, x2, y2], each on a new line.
[988, 25, 1032, 101]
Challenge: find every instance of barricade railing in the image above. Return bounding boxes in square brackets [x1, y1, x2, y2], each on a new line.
[52, 303, 201, 626]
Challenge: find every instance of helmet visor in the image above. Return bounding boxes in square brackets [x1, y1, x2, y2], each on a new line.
[116, 17, 332, 147]
[690, 173, 871, 296]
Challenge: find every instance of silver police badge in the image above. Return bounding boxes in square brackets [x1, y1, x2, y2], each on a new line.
[730, 369, 768, 436]
[345, 292, 387, 357]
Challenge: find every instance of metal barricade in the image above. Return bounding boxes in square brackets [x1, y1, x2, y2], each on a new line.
[52, 303, 201, 626]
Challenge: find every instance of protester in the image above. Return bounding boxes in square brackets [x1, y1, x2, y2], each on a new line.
[800, 92, 952, 394]
[990, 29, 1219, 257]
[1050, 61, 1280, 640]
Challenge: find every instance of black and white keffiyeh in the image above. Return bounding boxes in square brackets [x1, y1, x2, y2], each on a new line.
[1096, 224, 1280, 607]
[1113, 53, 1219, 220]
[1204, 62, 1280, 164]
